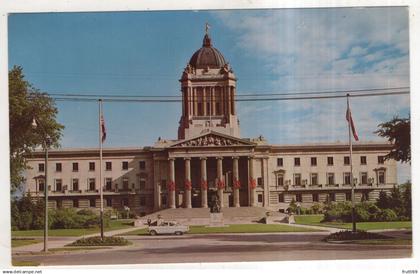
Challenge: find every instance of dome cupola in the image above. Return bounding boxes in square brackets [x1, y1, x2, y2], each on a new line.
[188, 28, 227, 69]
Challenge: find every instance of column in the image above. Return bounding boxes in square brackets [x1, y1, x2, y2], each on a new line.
[263, 157, 269, 207]
[184, 158, 192, 208]
[216, 157, 224, 208]
[221, 86, 225, 116]
[211, 87, 216, 115]
[193, 87, 198, 116]
[203, 87, 207, 116]
[168, 158, 176, 208]
[153, 159, 161, 210]
[227, 85, 232, 116]
[249, 157, 256, 207]
[189, 87, 193, 117]
[231, 87, 236, 115]
[200, 157, 208, 208]
[232, 157, 240, 207]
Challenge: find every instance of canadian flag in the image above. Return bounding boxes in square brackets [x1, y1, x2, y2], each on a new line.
[100, 114, 106, 143]
[346, 106, 359, 141]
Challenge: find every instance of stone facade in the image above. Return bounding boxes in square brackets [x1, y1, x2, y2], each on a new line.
[23, 30, 397, 216]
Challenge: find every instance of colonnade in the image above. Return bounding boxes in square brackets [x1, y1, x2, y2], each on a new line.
[165, 156, 256, 208]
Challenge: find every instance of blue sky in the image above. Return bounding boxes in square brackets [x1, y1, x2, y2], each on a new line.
[8, 8, 410, 182]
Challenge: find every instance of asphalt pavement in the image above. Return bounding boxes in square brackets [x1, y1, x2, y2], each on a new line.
[12, 231, 412, 265]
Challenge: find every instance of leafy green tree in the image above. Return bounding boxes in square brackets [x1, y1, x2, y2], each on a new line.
[389, 185, 403, 214]
[376, 190, 391, 209]
[401, 181, 412, 220]
[287, 198, 297, 214]
[375, 116, 410, 163]
[11, 194, 45, 230]
[9, 66, 64, 193]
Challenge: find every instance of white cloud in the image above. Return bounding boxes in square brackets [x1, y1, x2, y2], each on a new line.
[213, 8, 410, 181]
[348, 46, 368, 57]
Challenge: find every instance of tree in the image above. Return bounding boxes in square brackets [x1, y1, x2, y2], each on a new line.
[389, 185, 403, 215]
[401, 181, 412, 220]
[9, 66, 64, 193]
[11, 194, 45, 230]
[376, 190, 391, 209]
[375, 116, 410, 163]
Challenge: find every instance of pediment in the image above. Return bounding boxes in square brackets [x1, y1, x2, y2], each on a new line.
[170, 131, 255, 148]
[274, 169, 286, 174]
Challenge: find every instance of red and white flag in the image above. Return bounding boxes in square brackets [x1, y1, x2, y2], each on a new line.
[346, 106, 359, 141]
[100, 114, 106, 143]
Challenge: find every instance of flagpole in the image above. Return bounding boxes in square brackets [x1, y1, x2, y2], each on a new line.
[99, 99, 104, 240]
[347, 93, 356, 233]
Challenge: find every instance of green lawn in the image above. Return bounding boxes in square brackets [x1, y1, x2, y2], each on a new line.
[294, 215, 412, 230]
[11, 238, 42, 248]
[121, 223, 320, 236]
[12, 219, 134, 237]
[294, 214, 324, 225]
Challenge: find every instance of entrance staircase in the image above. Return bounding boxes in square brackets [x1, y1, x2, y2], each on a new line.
[136, 207, 288, 226]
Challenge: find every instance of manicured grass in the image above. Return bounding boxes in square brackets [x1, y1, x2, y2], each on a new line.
[121, 224, 320, 236]
[12, 238, 42, 248]
[12, 260, 40, 266]
[294, 215, 324, 225]
[294, 214, 412, 230]
[11, 219, 134, 237]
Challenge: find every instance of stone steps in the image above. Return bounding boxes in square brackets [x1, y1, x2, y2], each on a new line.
[136, 207, 288, 226]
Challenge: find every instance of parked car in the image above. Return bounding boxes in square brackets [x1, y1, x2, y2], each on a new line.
[148, 221, 189, 236]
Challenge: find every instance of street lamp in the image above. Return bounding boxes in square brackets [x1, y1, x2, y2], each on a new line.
[32, 118, 52, 253]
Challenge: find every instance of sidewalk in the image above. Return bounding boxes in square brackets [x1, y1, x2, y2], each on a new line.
[286, 223, 342, 233]
[12, 226, 144, 255]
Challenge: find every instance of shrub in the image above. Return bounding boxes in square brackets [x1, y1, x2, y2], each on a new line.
[310, 203, 323, 214]
[376, 209, 398, 222]
[323, 201, 399, 223]
[68, 236, 130, 246]
[49, 208, 110, 229]
[324, 230, 391, 242]
[354, 203, 370, 222]
[50, 208, 79, 229]
[323, 202, 352, 222]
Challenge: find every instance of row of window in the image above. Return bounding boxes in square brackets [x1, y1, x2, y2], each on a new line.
[37, 177, 147, 192]
[276, 171, 385, 186]
[277, 156, 385, 167]
[38, 161, 147, 172]
[278, 192, 369, 203]
[56, 196, 147, 208]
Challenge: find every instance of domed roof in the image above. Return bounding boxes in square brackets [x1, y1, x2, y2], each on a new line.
[189, 34, 227, 69]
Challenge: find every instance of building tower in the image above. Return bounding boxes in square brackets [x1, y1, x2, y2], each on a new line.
[178, 26, 240, 140]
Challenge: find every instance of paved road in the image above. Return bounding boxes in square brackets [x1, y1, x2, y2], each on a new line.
[13, 232, 411, 265]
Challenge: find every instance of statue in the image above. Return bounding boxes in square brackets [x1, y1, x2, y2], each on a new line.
[210, 194, 221, 213]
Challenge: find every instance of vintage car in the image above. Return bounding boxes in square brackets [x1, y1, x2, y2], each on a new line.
[147, 221, 189, 236]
